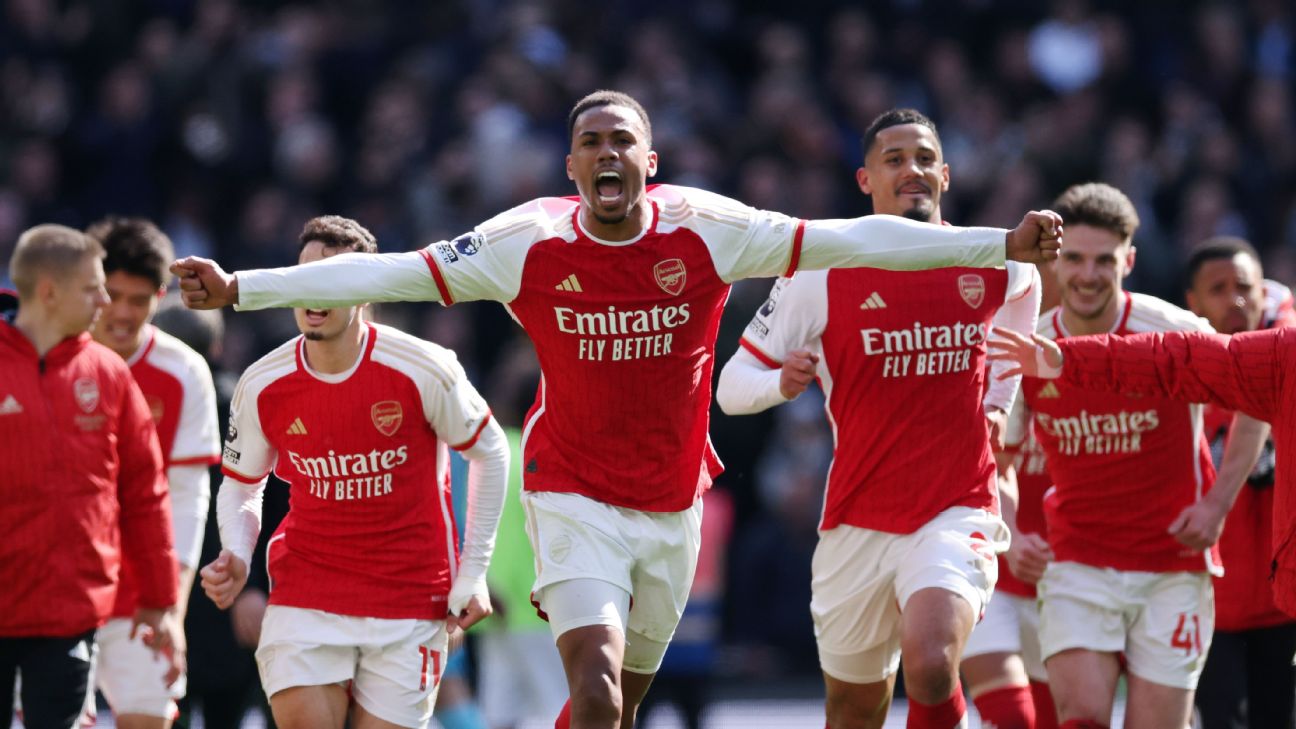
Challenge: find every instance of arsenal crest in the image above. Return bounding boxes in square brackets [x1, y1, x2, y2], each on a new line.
[371, 401, 403, 436]
[958, 274, 985, 309]
[654, 258, 687, 296]
[74, 377, 100, 413]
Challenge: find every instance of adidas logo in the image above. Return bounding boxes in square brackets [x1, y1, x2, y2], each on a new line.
[555, 274, 583, 293]
[0, 394, 21, 415]
[1037, 382, 1061, 398]
[286, 417, 308, 435]
[859, 292, 887, 310]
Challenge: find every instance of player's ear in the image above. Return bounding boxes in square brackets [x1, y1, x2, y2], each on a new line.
[940, 163, 950, 192]
[1185, 288, 1202, 316]
[566, 154, 574, 181]
[856, 167, 872, 196]
[1123, 245, 1137, 274]
[646, 150, 658, 178]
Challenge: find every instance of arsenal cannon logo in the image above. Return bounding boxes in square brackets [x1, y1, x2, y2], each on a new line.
[958, 274, 985, 309]
[654, 258, 687, 296]
[371, 401, 403, 436]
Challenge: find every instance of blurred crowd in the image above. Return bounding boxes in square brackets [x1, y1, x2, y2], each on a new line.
[3, 0, 1295, 688]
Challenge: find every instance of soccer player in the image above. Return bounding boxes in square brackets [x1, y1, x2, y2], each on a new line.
[174, 91, 1062, 729]
[85, 218, 220, 729]
[1179, 238, 1295, 729]
[998, 183, 1220, 729]
[0, 224, 178, 729]
[198, 216, 508, 729]
[715, 108, 1041, 729]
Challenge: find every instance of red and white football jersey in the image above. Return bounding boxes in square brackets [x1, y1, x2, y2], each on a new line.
[112, 324, 220, 618]
[221, 322, 491, 620]
[1019, 292, 1218, 573]
[238, 184, 1010, 512]
[736, 263, 1037, 533]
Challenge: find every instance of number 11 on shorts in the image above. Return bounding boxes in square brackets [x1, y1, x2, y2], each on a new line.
[1170, 613, 1202, 656]
[418, 645, 442, 691]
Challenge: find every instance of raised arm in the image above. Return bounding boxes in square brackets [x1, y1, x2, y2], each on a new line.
[172, 250, 442, 311]
[989, 327, 1286, 423]
[797, 210, 1060, 275]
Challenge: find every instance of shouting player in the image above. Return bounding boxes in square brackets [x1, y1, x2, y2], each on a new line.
[175, 91, 1061, 729]
[715, 108, 1040, 729]
[87, 218, 220, 728]
[198, 216, 508, 729]
[1001, 183, 1220, 729]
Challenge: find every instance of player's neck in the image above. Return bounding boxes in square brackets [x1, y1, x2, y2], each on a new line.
[1061, 298, 1122, 336]
[579, 200, 652, 242]
[13, 306, 70, 357]
[303, 322, 366, 374]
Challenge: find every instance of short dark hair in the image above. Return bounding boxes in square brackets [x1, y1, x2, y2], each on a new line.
[567, 90, 652, 147]
[861, 108, 940, 161]
[10, 224, 104, 298]
[1051, 182, 1140, 243]
[86, 217, 174, 290]
[297, 215, 378, 255]
[1184, 236, 1262, 291]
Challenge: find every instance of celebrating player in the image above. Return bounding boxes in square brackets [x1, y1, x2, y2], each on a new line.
[715, 108, 1041, 729]
[999, 183, 1219, 729]
[175, 91, 1062, 729]
[86, 218, 220, 728]
[198, 216, 508, 729]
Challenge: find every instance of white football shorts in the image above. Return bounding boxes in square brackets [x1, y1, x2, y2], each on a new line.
[810, 506, 1008, 684]
[255, 605, 448, 728]
[1037, 561, 1214, 689]
[94, 617, 184, 719]
[522, 490, 703, 648]
[963, 591, 1047, 682]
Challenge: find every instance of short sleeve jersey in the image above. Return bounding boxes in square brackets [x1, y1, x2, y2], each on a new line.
[112, 325, 220, 617]
[737, 262, 1035, 533]
[1022, 292, 1218, 573]
[417, 184, 803, 512]
[221, 323, 491, 620]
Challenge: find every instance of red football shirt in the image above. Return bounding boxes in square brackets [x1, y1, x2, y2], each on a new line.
[736, 263, 1038, 533]
[1022, 293, 1218, 573]
[221, 323, 491, 620]
[112, 325, 220, 618]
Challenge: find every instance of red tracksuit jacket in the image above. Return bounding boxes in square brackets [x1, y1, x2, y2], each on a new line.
[1059, 328, 1296, 617]
[0, 305, 176, 637]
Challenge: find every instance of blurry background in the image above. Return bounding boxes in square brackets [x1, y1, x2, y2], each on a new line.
[2, 0, 1293, 725]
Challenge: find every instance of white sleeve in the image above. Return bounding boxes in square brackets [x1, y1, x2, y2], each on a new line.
[716, 273, 826, 415]
[716, 347, 787, 415]
[167, 464, 210, 569]
[1004, 390, 1032, 450]
[236, 249, 445, 311]
[421, 364, 493, 451]
[222, 374, 277, 483]
[216, 475, 265, 567]
[796, 215, 1008, 274]
[171, 350, 221, 464]
[447, 418, 509, 615]
[984, 263, 1042, 413]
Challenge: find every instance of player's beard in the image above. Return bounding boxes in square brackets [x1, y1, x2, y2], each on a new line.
[900, 201, 935, 223]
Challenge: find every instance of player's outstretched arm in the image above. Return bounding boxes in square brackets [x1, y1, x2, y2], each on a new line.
[793, 210, 1062, 277]
[172, 248, 444, 312]
[447, 417, 509, 633]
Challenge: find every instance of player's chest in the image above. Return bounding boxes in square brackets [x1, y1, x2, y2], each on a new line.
[512, 235, 728, 338]
[261, 375, 430, 450]
[825, 267, 1007, 330]
[1026, 378, 1186, 457]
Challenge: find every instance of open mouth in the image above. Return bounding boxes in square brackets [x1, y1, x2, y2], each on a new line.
[304, 309, 329, 326]
[595, 170, 624, 207]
